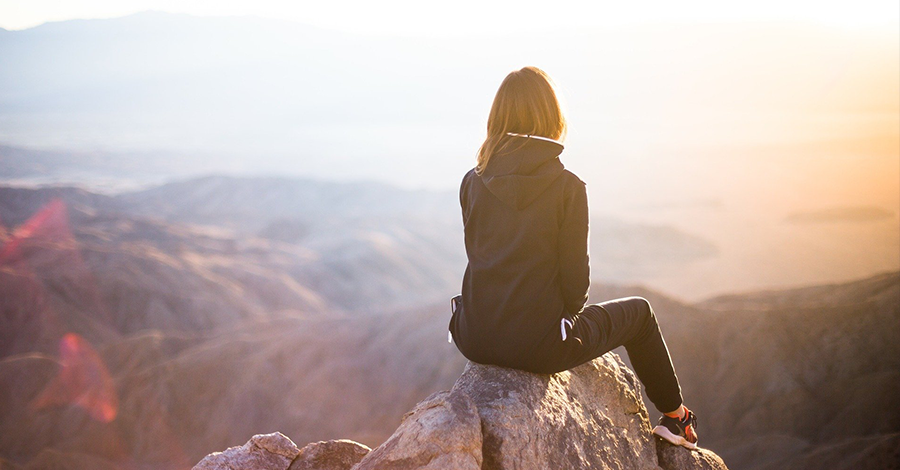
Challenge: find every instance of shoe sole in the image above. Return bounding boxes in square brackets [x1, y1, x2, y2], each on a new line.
[652, 425, 698, 450]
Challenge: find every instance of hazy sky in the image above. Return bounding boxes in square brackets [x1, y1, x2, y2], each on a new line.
[1, 0, 898, 33]
[0, 1, 896, 296]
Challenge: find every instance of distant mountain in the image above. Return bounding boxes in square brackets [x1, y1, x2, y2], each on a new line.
[0, 180, 470, 325]
[0, 179, 720, 327]
[0, 144, 203, 192]
[628, 273, 900, 470]
[0, 186, 329, 358]
[0, 180, 897, 469]
[120, 176, 471, 311]
[117, 175, 718, 293]
[2, 240, 896, 469]
[120, 174, 458, 233]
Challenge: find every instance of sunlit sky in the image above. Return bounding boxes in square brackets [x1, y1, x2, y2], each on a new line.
[1, 0, 898, 33]
[0, 0, 897, 298]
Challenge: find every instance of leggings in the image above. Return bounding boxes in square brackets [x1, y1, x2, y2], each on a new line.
[530, 296, 684, 413]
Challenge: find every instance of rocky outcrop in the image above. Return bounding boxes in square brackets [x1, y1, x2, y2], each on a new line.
[453, 355, 657, 469]
[194, 353, 727, 470]
[193, 433, 300, 470]
[355, 353, 725, 470]
[290, 440, 371, 470]
[657, 441, 729, 470]
[354, 390, 482, 470]
[192, 433, 370, 470]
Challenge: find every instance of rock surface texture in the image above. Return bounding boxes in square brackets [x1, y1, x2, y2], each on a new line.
[193, 432, 301, 470]
[657, 441, 729, 470]
[193, 433, 370, 470]
[193, 353, 727, 470]
[354, 390, 483, 470]
[290, 440, 371, 470]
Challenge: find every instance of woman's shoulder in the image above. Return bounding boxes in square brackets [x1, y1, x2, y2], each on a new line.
[460, 167, 477, 189]
[559, 169, 587, 189]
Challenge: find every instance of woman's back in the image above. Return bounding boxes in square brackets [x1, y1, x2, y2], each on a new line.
[450, 65, 698, 448]
[452, 133, 590, 370]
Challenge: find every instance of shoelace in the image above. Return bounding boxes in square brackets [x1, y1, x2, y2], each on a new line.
[680, 409, 698, 430]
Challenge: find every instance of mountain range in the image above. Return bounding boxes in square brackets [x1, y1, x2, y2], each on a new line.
[0, 178, 897, 470]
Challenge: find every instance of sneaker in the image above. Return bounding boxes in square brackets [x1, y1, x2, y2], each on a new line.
[652, 407, 699, 450]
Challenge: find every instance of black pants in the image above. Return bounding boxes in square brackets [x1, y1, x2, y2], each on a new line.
[530, 296, 683, 413]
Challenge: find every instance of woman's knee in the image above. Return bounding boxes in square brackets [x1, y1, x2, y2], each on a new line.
[628, 296, 655, 323]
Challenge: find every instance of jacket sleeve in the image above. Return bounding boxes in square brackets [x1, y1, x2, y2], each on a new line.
[459, 170, 471, 224]
[558, 180, 590, 315]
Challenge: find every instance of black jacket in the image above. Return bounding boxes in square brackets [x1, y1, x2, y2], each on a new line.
[452, 134, 590, 369]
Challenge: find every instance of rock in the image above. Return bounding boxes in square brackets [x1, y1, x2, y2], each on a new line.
[290, 440, 370, 470]
[357, 353, 728, 470]
[192, 432, 300, 470]
[353, 390, 482, 470]
[656, 439, 728, 470]
[457, 355, 656, 469]
[192, 353, 728, 470]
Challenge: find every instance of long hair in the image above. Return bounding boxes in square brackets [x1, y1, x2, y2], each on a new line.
[475, 66, 567, 175]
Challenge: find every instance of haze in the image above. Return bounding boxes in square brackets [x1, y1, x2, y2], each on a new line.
[0, 4, 897, 298]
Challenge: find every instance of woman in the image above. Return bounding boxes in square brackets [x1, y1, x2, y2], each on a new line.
[449, 66, 699, 449]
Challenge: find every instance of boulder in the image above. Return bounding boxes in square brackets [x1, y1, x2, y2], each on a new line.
[290, 439, 370, 470]
[455, 355, 655, 469]
[192, 353, 728, 470]
[353, 390, 482, 470]
[193, 432, 299, 470]
[356, 353, 727, 470]
[656, 440, 729, 469]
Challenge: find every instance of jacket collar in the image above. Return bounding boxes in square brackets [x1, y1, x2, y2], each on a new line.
[480, 133, 565, 210]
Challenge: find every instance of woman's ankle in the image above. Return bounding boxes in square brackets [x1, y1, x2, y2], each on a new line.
[663, 404, 686, 420]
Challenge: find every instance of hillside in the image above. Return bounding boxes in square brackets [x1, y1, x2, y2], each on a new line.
[0, 181, 897, 469]
[0, 186, 329, 357]
[120, 175, 718, 296]
[680, 273, 900, 469]
[592, 274, 900, 469]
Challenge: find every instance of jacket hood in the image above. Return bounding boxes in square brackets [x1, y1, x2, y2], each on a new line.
[481, 134, 565, 210]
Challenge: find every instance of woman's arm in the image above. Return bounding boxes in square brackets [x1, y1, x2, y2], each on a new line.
[460, 169, 472, 224]
[558, 179, 590, 315]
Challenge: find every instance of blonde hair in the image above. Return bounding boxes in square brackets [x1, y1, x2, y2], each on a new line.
[475, 66, 567, 175]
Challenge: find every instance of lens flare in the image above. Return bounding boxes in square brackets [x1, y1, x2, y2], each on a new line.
[31, 333, 119, 422]
[0, 198, 74, 262]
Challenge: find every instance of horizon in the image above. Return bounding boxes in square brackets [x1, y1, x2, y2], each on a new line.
[1, 3, 898, 299]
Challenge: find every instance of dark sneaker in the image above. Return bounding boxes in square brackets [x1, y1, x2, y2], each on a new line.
[652, 407, 699, 450]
